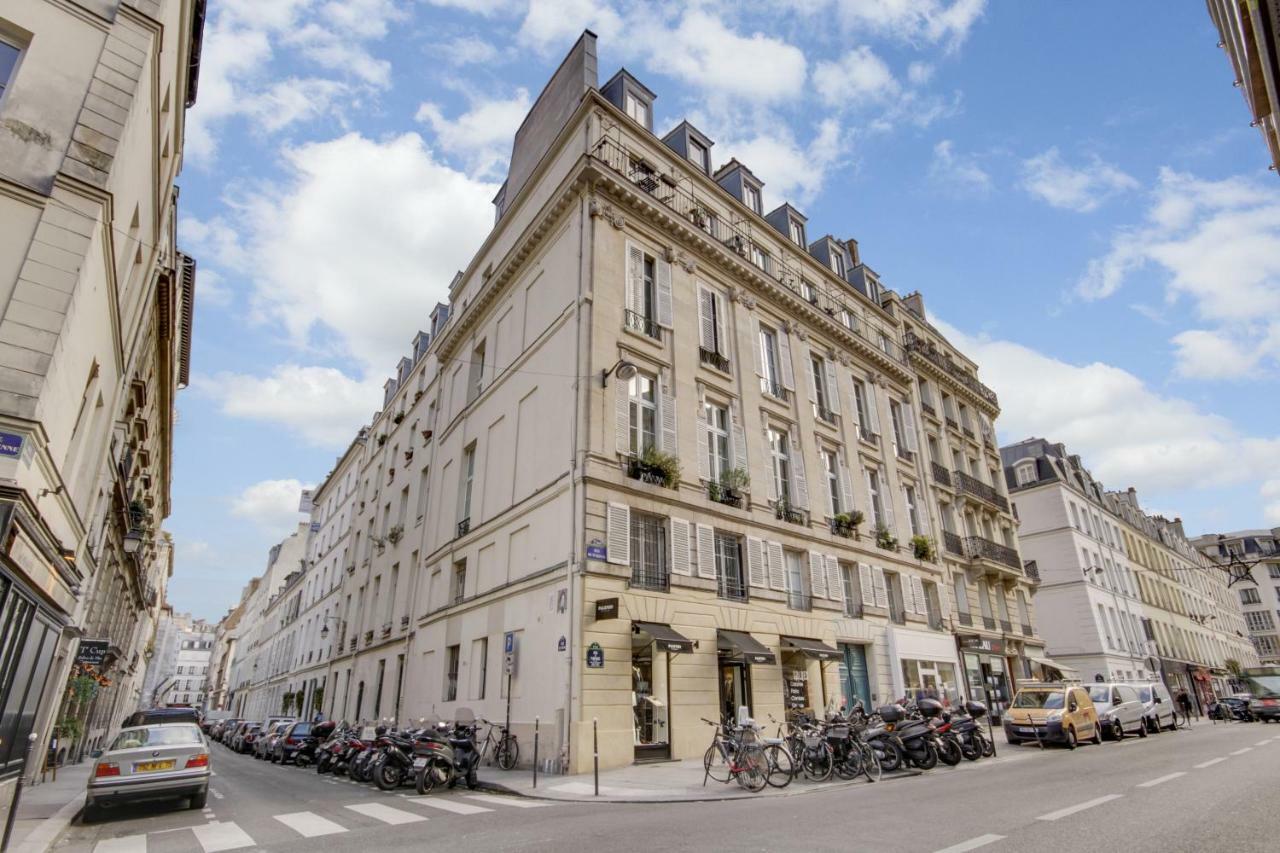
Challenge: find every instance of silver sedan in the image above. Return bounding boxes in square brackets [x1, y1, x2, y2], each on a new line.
[85, 723, 210, 820]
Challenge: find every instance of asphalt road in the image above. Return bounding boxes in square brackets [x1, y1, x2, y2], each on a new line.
[54, 720, 1280, 853]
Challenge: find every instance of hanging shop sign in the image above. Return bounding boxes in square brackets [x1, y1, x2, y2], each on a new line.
[594, 598, 619, 620]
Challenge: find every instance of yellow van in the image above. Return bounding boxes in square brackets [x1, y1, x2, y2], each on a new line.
[1003, 683, 1101, 749]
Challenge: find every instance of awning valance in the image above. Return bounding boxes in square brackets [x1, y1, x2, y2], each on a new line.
[1028, 656, 1079, 678]
[717, 630, 776, 666]
[633, 621, 694, 654]
[781, 636, 841, 661]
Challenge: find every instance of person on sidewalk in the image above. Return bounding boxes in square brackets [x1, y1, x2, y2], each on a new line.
[1176, 689, 1193, 727]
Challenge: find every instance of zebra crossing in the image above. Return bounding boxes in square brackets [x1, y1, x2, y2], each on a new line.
[89, 794, 551, 852]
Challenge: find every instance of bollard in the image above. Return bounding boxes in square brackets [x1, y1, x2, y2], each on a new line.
[592, 717, 599, 797]
[532, 717, 539, 789]
[1, 733, 38, 853]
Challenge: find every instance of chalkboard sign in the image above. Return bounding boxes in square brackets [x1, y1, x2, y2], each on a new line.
[784, 671, 808, 710]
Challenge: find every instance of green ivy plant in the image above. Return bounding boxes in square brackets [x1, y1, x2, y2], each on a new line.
[911, 534, 935, 562]
[720, 467, 751, 494]
[874, 524, 898, 551]
[639, 445, 681, 488]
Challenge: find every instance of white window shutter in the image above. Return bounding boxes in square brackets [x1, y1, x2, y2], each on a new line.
[789, 424, 808, 510]
[778, 329, 795, 390]
[764, 424, 778, 503]
[696, 405, 711, 481]
[696, 524, 716, 579]
[880, 467, 896, 534]
[824, 455, 836, 517]
[866, 385, 881, 436]
[838, 455, 855, 515]
[824, 555, 842, 604]
[659, 373, 677, 455]
[698, 286, 715, 351]
[670, 517, 691, 576]
[606, 503, 630, 565]
[730, 402, 748, 473]
[615, 382, 630, 456]
[873, 566, 890, 609]
[747, 536, 766, 587]
[825, 359, 841, 411]
[859, 563, 875, 607]
[903, 404, 919, 453]
[911, 575, 927, 616]
[713, 291, 727, 357]
[767, 541, 786, 590]
[808, 550, 827, 599]
[751, 316, 764, 377]
[805, 352, 818, 403]
[850, 381, 865, 436]
[863, 468, 874, 520]
[626, 243, 645, 318]
[656, 258, 673, 328]
[918, 497, 932, 537]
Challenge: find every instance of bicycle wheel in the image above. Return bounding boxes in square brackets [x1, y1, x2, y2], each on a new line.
[802, 745, 833, 782]
[735, 745, 768, 792]
[860, 743, 882, 783]
[764, 743, 794, 788]
[833, 744, 862, 780]
[704, 743, 732, 783]
[496, 736, 519, 770]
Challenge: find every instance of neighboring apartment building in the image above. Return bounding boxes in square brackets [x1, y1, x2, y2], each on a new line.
[1003, 439, 1155, 684]
[139, 610, 212, 708]
[1191, 528, 1280, 666]
[310, 32, 1044, 773]
[1206, 0, 1280, 173]
[0, 0, 202, 778]
[207, 581, 253, 712]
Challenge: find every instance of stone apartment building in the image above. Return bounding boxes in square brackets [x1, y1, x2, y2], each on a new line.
[0, 0, 201, 778]
[1190, 529, 1280, 666]
[1206, 0, 1280, 172]
[308, 32, 1047, 773]
[138, 609, 212, 708]
[208, 578, 254, 712]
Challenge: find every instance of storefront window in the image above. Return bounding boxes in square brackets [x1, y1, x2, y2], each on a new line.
[900, 658, 959, 707]
[962, 652, 1010, 722]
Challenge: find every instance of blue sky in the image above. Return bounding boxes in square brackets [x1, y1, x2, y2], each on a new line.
[169, 0, 1280, 621]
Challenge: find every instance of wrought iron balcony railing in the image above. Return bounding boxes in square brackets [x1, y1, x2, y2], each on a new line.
[943, 531, 965, 557]
[903, 331, 999, 408]
[953, 470, 1010, 513]
[964, 536, 1022, 571]
[699, 347, 731, 373]
[624, 309, 662, 340]
[932, 462, 952, 488]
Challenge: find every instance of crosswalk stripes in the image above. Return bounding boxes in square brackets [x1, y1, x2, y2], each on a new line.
[274, 811, 348, 837]
[400, 795, 493, 815]
[344, 802, 428, 825]
[190, 821, 256, 852]
[92, 835, 147, 853]
[464, 793, 551, 808]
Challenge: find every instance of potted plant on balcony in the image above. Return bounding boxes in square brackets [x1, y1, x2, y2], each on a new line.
[689, 206, 709, 229]
[710, 467, 749, 506]
[376, 434, 387, 447]
[392, 412, 404, 425]
[911, 534, 935, 562]
[630, 445, 681, 488]
[831, 510, 863, 538]
[874, 523, 898, 551]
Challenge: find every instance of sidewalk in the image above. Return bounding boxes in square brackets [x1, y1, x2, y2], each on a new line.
[477, 757, 920, 803]
[0, 763, 89, 853]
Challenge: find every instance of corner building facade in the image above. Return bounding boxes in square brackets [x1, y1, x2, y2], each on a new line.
[323, 33, 1043, 773]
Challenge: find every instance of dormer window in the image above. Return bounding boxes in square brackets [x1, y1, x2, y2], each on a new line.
[831, 251, 846, 278]
[744, 184, 761, 214]
[688, 138, 708, 172]
[625, 92, 649, 128]
[788, 219, 804, 247]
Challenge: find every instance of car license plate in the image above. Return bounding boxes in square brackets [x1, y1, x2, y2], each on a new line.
[135, 760, 175, 772]
[413, 758, 427, 769]
[1017, 727, 1036, 734]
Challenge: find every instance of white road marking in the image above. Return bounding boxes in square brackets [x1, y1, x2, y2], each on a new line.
[1230, 747, 1252, 755]
[191, 821, 255, 852]
[93, 835, 148, 853]
[464, 793, 551, 808]
[210, 788, 225, 799]
[401, 795, 492, 815]
[1036, 794, 1123, 821]
[1195, 757, 1227, 768]
[933, 834, 1005, 853]
[275, 811, 348, 837]
[345, 802, 427, 825]
[1255, 740, 1270, 746]
[1137, 772, 1185, 788]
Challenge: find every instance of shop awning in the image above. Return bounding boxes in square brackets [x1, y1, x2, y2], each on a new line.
[1027, 656, 1079, 678]
[717, 630, 776, 666]
[633, 622, 694, 654]
[781, 636, 841, 661]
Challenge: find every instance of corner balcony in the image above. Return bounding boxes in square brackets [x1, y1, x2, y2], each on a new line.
[903, 331, 999, 409]
[953, 470, 1010, 513]
[963, 535, 1023, 579]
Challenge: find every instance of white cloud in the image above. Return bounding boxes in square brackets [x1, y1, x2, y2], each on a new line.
[907, 61, 935, 85]
[426, 0, 519, 15]
[654, 11, 807, 104]
[718, 120, 844, 208]
[825, 0, 988, 47]
[231, 479, 312, 531]
[439, 35, 500, 66]
[1169, 329, 1265, 380]
[415, 89, 531, 177]
[194, 268, 233, 308]
[518, 0, 622, 51]
[1020, 148, 1138, 212]
[814, 47, 900, 107]
[1263, 480, 1280, 525]
[928, 139, 991, 195]
[196, 364, 380, 447]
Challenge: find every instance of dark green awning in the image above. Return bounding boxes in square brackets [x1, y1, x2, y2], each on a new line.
[717, 630, 776, 666]
[633, 622, 694, 654]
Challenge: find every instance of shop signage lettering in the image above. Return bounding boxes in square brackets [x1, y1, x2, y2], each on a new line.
[586, 642, 604, 668]
[76, 640, 109, 666]
[784, 670, 808, 709]
[0, 431, 23, 458]
[959, 636, 1003, 654]
[594, 598, 619, 620]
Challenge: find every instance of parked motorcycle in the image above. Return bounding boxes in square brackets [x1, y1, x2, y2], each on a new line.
[413, 710, 481, 794]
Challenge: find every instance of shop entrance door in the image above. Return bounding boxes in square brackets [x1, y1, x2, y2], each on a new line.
[632, 640, 670, 762]
[718, 659, 751, 724]
[839, 644, 871, 711]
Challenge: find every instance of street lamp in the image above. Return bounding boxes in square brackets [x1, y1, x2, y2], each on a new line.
[601, 358, 638, 387]
[319, 615, 344, 640]
[123, 531, 145, 554]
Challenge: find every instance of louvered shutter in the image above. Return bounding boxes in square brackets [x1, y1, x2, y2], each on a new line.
[865, 385, 881, 436]
[880, 467, 896, 534]
[903, 404, 919, 453]
[659, 372, 677, 455]
[823, 453, 836, 517]
[698, 287, 716, 351]
[918, 496, 932, 537]
[873, 567, 890, 609]
[751, 317, 764, 378]
[850, 381, 865, 436]
[606, 503, 630, 565]
[746, 536, 766, 587]
[805, 351, 818, 404]
[905, 574, 919, 614]
[656, 258, 673, 329]
[824, 555, 842, 604]
[808, 551, 827, 599]
[789, 424, 808, 510]
[713, 291, 727, 357]
[825, 359, 841, 411]
[696, 404, 710, 481]
[838, 454, 855, 516]
[911, 575, 927, 616]
[730, 402, 748, 473]
[696, 524, 715, 579]
[615, 383, 631, 455]
[765, 424, 778, 503]
[859, 564, 876, 608]
[670, 517, 691, 576]
[767, 541, 786, 591]
[626, 243, 645, 317]
[778, 329, 795, 390]
[863, 468, 874, 522]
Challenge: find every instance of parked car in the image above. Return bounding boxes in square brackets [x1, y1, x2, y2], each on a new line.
[1247, 693, 1280, 722]
[1003, 683, 1101, 748]
[85, 723, 209, 821]
[1135, 682, 1176, 732]
[1218, 694, 1254, 721]
[232, 722, 262, 754]
[255, 722, 288, 760]
[273, 721, 313, 764]
[212, 719, 240, 743]
[123, 708, 200, 728]
[1087, 683, 1147, 740]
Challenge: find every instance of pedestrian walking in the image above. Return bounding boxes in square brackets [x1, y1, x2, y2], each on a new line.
[1176, 689, 1193, 727]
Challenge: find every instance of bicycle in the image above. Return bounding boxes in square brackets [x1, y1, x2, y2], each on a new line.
[477, 718, 519, 770]
[701, 718, 768, 792]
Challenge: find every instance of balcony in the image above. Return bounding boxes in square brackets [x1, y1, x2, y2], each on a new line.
[699, 347, 731, 373]
[717, 574, 748, 602]
[774, 503, 807, 526]
[903, 331, 1000, 409]
[857, 427, 879, 445]
[788, 592, 813, 612]
[401, 615, 410, 629]
[943, 531, 965, 557]
[953, 470, 1010, 513]
[457, 517, 471, 538]
[707, 482, 744, 508]
[945, 416, 959, 431]
[760, 378, 792, 404]
[815, 405, 838, 426]
[1023, 562, 1041, 583]
[381, 623, 392, 638]
[962, 426, 975, 439]
[964, 536, 1023, 573]
[844, 600, 863, 619]
[999, 619, 1012, 634]
[624, 309, 662, 341]
[928, 614, 944, 631]
[1021, 623, 1034, 637]
[981, 615, 996, 631]
[895, 446, 915, 464]
[627, 455, 676, 488]
[828, 516, 859, 539]
[931, 462, 952, 488]
[362, 630, 373, 644]
[957, 611, 973, 627]
[630, 566, 670, 592]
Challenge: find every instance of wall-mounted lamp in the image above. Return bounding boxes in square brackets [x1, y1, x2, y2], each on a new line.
[601, 358, 638, 387]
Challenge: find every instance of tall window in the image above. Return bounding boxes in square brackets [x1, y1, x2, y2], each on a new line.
[458, 444, 476, 525]
[445, 645, 460, 701]
[628, 372, 658, 454]
[810, 355, 834, 422]
[744, 184, 761, 213]
[0, 39, 20, 98]
[687, 138, 708, 171]
[416, 466, 430, 522]
[452, 559, 467, 604]
[1098, 604, 1113, 647]
[889, 400, 909, 458]
[468, 340, 486, 402]
[867, 468, 884, 529]
[705, 402, 731, 483]
[852, 380, 874, 441]
[699, 287, 727, 357]
[1241, 587, 1261, 605]
[788, 219, 804, 247]
[750, 242, 768, 271]
[841, 563, 861, 617]
[823, 450, 841, 516]
[715, 532, 746, 601]
[905, 485, 922, 536]
[830, 250, 846, 278]
[759, 325, 783, 398]
[785, 549, 808, 610]
[769, 427, 792, 505]
[475, 638, 488, 700]
[624, 92, 648, 127]
[630, 512, 669, 591]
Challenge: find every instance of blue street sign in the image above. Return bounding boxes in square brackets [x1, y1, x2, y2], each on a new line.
[586, 642, 604, 668]
[0, 432, 23, 458]
[505, 632, 515, 654]
[586, 542, 607, 561]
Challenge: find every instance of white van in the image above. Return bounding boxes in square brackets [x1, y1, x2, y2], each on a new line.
[1135, 682, 1176, 733]
[1087, 683, 1147, 740]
